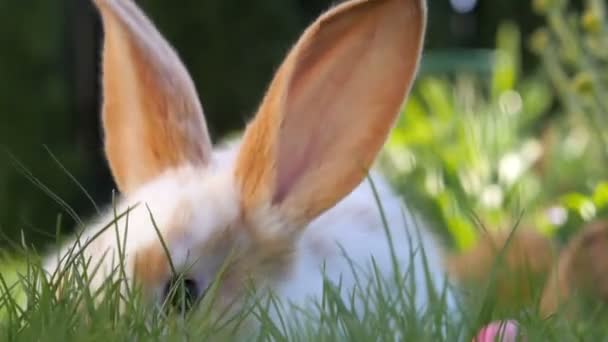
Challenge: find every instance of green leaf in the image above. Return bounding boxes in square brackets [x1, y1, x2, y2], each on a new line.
[492, 22, 521, 97]
[419, 78, 454, 123]
[592, 182, 608, 209]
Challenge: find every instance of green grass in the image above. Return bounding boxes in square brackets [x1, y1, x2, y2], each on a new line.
[1, 210, 608, 342]
[0, 200, 459, 341]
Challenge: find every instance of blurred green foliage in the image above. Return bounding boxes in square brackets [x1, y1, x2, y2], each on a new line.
[383, 0, 608, 251]
[383, 22, 554, 250]
[0, 2, 83, 249]
[529, 0, 608, 245]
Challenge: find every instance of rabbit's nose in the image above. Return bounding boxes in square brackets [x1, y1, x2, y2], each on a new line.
[163, 276, 202, 314]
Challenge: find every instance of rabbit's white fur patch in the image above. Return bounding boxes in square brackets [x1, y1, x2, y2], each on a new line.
[45, 142, 449, 314]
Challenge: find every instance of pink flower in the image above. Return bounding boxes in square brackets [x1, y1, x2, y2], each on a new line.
[473, 320, 522, 342]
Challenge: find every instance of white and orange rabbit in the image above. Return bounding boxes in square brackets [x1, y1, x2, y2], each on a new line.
[45, 0, 451, 319]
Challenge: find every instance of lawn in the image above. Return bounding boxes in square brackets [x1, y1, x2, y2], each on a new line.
[1, 217, 608, 341]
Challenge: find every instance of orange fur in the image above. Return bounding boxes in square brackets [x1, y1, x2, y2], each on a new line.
[448, 229, 556, 309]
[95, 0, 212, 193]
[131, 199, 194, 292]
[450, 222, 608, 316]
[133, 244, 171, 296]
[235, 0, 426, 227]
[540, 220, 608, 317]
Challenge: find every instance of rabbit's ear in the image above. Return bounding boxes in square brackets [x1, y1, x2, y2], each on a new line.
[93, 0, 212, 194]
[235, 0, 426, 226]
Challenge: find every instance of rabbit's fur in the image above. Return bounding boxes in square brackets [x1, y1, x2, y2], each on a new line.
[541, 220, 608, 316]
[449, 221, 608, 317]
[45, 0, 449, 318]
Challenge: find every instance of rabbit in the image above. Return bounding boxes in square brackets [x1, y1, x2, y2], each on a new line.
[450, 219, 608, 319]
[448, 228, 556, 311]
[540, 220, 608, 317]
[44, 0, 451, 322]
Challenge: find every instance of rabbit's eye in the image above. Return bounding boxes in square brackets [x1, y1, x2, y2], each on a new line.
[163, 277, 200, 313]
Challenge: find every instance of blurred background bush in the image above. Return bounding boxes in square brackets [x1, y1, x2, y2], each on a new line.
[0, 0, 606, 255]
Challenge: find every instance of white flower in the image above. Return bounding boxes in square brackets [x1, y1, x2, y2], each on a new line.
[546, 206, 568, 226]
[388, 148, 417, 174]
[579, 201, 596, 221]
[499, 153, 524, 186]
[480, 184, 504, 209]
[499, 90, 523, 116]
[425, 170, 444, 197]
[459, 169, 483, 195]
[521, 139, 543, 164]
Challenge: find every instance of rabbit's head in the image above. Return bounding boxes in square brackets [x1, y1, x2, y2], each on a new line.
[56, 0, 427, 313]
[540, 220, 608, 317]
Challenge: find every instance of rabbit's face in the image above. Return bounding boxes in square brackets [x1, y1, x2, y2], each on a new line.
[84, 165, 298, 313]
[53, 0, 427, 314]
[120, 167, 245, 311]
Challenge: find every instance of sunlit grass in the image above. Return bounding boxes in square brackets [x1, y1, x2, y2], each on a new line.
[0, 212, 459, 341]
[0, 196, 607, 341]
[0, 257, 25, 322]
[0, 239, 607, 340]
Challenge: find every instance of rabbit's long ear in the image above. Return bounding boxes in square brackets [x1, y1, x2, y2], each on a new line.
[235, 0, 426, 226]
[93, 0, 212, 193]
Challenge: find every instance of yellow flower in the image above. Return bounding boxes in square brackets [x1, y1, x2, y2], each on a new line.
[581, 10, 603, 34]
